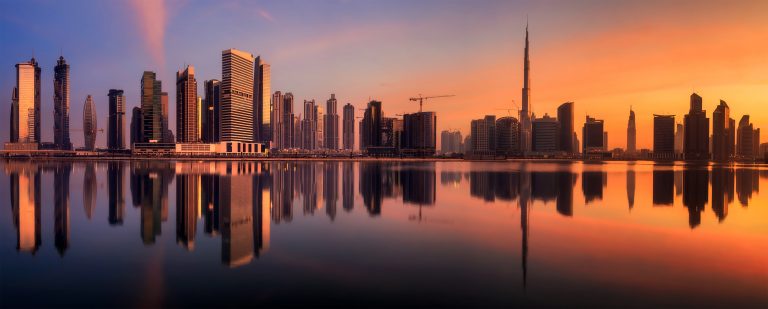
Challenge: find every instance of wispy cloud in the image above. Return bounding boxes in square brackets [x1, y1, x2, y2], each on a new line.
[128, 0, 168, 68]
[257, 8, 274, 22]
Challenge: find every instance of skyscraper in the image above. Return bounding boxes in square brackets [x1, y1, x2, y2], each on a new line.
[519, 24, 532, 155]
[302, 99, 316, 150]
[176, 65, 199, 143]
[140, 71, 162, 142]
[441, 130, 463, 154]
[325, 94, 339, 150]
[674, 123, 684, 154]
[496, 117, 519, 156]
[627, 107, 636, 153]
[130, 107, 143, 146]
[582, 116, 604, 154]
[737, 115, 759, 160]
[54, 56, 72, 150]
[315, 105, 324, 149]
[532, 114, 558, 153]
[13, 58, 41, 143]
[683, 93, 709, 160]
[271, 91, 284, 149]
[712, 100, 732, 162]
[161, 92, 173, 142]
[653, 115, 675, 159]
[342, 103, 355, 150]
[282, 93, 295, 149]
[557, 102, 574, 153]
[221, 48, 255, 142]
[360, 100, 383, 151]
[402, 111, 437, 156]
[10, 88, 18, 142]
[83, 95, 97, 150]
[470, 115, 496, 156]
[202, 79, 220, 143]
[107, 89, 125, 150]
[254, 56, 271, 143]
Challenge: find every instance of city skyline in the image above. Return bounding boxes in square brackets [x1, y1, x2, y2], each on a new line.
[1, 0, 767, 150]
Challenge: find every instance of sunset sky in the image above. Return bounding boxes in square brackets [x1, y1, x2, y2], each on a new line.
[1, 0, 766, 149]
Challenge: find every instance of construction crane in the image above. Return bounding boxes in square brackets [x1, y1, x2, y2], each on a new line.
[496, 100, 520, 117]
[409, 94, 455, 113]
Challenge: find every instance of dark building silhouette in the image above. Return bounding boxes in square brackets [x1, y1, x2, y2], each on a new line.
[652, 169, 675, 205]
[682, 168, 708, 228]
[531, 172, 558, 203]
[627, 107, 636, 153]
[202, 79, 221, 143]
[54, 56, 72, 150]
[325, 94, 340, 150]
[360, 100, 383, 151]
[107, 89, 126, 150]
[711, 168, 734, 221]
[653, 115, 675, 159]
[401, 164, 436, 205]
[558, 102, 575, 153]
[83, 95, 98, 150]
[141, 71, 163, 142]
[712, 101, 733, 162]
[342, 162, 354, 211]
[627, 167, 635, 209]
[342, 103, 355, 150]
[324, 162, 339, 220]
[520, 24, 532, 154]
[402, 112, 437, 156]
[54, 163, 72, 256]
[254, 57, 271, 143]
[176, 174, 200, 250]
[582, 116, 604, 154]
[683, 93, 709, 160]
[202, 174, 221, 236]
[130, 107, 143, 146]
[556, 171, 576, 216]
[737, 115, 760, 161]
[470, 116, 497, 156]
[107, 162, 125, 225]
[736, 168, 759, 206]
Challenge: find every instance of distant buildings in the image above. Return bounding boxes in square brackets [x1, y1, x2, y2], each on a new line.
[202, 79, 220, 143]
[107, 89, 126, 150]
[402, 111, 437, 156]
[254, 56, 271, 143]
[175, 65, 199, 143]
[342, 103, 355, 150]
[532, 114, 558, 153]
[712, 100, 733, 162]
[496, 117, 519, 156]
[12, 58, 41, 144]
[470, 115, 496, 156]
[627, 107, 636, 153]
[653, 115, 675, 159]
[54, 56, 72, 150]
[83, 95, 97, 150]
[301, 99, 316, 150]
[325, 94, 339, 150]
[557, 102, 574, 154]
[582, 116, 604, 154]
[140, 71, 163, 142]
[440, 130, 463, 154]
[683, 93, 709, 160]
[737, 115, 760, 160]
[221, 48, 255, 142]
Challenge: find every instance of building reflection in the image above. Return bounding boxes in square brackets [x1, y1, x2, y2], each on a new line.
[711, 168, 734, 222]
[342, 162, 354, 212]
[556, 172, 576, 217]
[131, 162, 174, 245]
[83, 163, 97, 220]
[469, 170, 519, 202]
[220, 162, 255, 267]
[652, 170, 674, 206]
[202, 174, 220, 236]
[324, 162, 339, 220]
[440, 171, 462, 187]
[176, 173, 200, 250]
[582, 170, 606, 204]
[54, 163, 72, 256]
[108, 162, 125, 225]
[531, 172, 558, 203]
[736, 168, 759, 206]
[401, 163, 436, 206]
[8, 163, 41, 254]
[627, 167, 635, 209]
[254, 170, 271, 257]
[300, 163, 318, 215]
[359, 163, 385, 216]
[272, 162, 294, 223]
[682, 168, 708, 229]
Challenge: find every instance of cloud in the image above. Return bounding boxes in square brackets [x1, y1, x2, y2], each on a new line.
[128, 0, 168, 68]
[257, 9, 274, 22]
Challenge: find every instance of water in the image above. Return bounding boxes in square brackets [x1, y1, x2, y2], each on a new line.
[1, 160, 766, 307]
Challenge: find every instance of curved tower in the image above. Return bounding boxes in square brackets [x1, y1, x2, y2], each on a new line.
[83, 95, 97, 150]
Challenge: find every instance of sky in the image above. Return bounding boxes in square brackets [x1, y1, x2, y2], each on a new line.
[1, 0, 767, 150]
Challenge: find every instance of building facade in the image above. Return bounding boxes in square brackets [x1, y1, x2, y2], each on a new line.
[54, 56, 72, 150]
[627, 107, 636, 153]
[470, 115, 496, 156]
[402, 111, 437, 156]
[202, 80, 220, 143]
[440, 130, 463, 154]
[360, 100, 383, 150]
[130, 107, 143, 146]
[737, 115, 760, 160]
[108, 89, 126, 150]
[176, 65, 199, 143]
[221, 49, 255, 142]
[557, 102, 574, 153]
[141, 71, 163, 142]
[532, 114, 559, 153]
[13, 58, 41, 143]
[582, 116, 604, 154]
[83, 95, 97, 150]
[496, 117, 519, 156]
[712, 100, 733, 162]
[683, 93, 709, 160]
[254, 56, 271, 143]
[342, 103, 355, 150]
[302, 99, 316, 150]
[325, 94, 339, 150]
[653, 115, 675, 159]
[519, 25, 533, 154]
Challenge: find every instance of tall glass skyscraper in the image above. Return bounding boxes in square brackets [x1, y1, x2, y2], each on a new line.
[176, 65, 199, 143]
[342, 103, 355, 150]
[254, 56, 271, 143]
[221, 48, 255, 142]
[108, 89, 125, 150]
[325, 94, 339, 150]
[83, 95, 97, 150]
[141, 71, 163, 142]
[54, 56, 72, 150]
[13, 58, 41, 143]
[202, 79, 221, 143]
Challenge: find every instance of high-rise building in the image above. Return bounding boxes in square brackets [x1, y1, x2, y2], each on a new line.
[519, 25, 532, 154]
[221, 48, 255, 142]
[342, 103, 355, 150]
[737, 115, 760, 160]
[83, 95, 97, 150]
[315, 105, 324, 149]
[532, 114, 559, 153]
[496, 117, 519, 156]
[325, 94, 339, 150]
[130, 107, 143, 146]
[402, 111, 437, 156]
[360, 100, 383, 150]
[281, 93, 295, 149]
[653, 115, 675, 159]
[381, 117, 403, 150]
[674, 123, 684, 154]
[557, 102, 574, 153]
[140, 71, 162, 142]
[271, 91, 284, 149]
[582, 116, 604, 154]
[254, 56, 271, 143]
[54, 56, 72, 150]
[627, 107, 636, 153]
[176, 65, 199, 143]
[107, 89, 125, 150]
[683, 93, 709, 160]
[470, 115, 496, 156]
[13, 58, 41, 143]
[202, 79, 220, 143]
[161, 92, 173, 143]
[712, 100, 732, 162]
[10, 87, 18, 142]
[440, 130, 463, 154]
[302, 99, 316, 150]
[293, 115, 302, 149]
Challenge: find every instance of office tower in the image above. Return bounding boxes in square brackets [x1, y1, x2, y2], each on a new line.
[627, 107, 636, 153]
[140, 71, 162, 142]
[683, 93, 709, 160]
[175, 65, 199, 143]
[519, 25, 532, 154]
[221, 49, 255, 142]
[653, 115, 675, 159]
[381, 117, 403, 150]
[302, 99, 316, 149]
[360, 100, 383, 150]
[737, 115, 759, 160]
[532, 114, 559, 153]
[674, 123, 684, 154]
[10, 88, 18, 142]
[197, 97, 202, 138]
[325, 94, 339, 150]
[573, 132, 579, 154]
[441, 130, 464, 154]
[603, 132, 609, 150]
[712, 100, 732, 162]
[130, 107, 143, 146]
[107, 89, 126, 150]
[582, 116, 604, 154]
[54, 56, 72, 150]
[342, 103, 355, 150]
[254, 56, 271, 143]
[10, 166, 41, 253]
[316, 105, 324, 149]
[402, 111, 437, 156]
[161, 92, 173, 142]
[83, 95, 97, 150]
[470, 115, 496, 155]
[202, 79, 220, 143]
[281, 92, 295, 149]
[557, 102, 574, 153]
[13, 58, 41, 143]
[293, 115, 301, 148]
[271, 91, 284, 148]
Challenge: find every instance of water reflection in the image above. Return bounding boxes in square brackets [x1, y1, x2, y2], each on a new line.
[54, 163, 71, 255]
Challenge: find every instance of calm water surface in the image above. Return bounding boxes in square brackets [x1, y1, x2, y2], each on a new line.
[1, 160, 766, 307]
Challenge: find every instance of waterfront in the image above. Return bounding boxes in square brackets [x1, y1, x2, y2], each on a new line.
[1, 160, 766, 307]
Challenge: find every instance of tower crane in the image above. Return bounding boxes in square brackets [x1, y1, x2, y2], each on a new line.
[409, 94, 455, 113]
